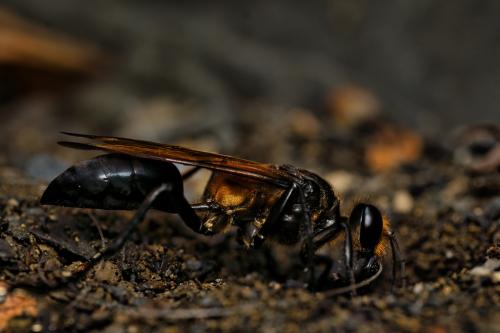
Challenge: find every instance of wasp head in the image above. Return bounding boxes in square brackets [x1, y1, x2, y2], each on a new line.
[347, 203, 390, 281]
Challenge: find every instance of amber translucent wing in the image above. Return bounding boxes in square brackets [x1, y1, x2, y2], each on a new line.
[59, 132, 292, 187]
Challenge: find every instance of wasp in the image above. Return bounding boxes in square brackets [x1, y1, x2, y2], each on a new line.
[41, 132, 405, 293]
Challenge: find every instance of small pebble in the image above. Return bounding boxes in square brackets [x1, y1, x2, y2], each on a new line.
[61, 271, 73, 278]
[413, 282, 424, 294]
[327, 84, 381, 128]
[185, 259, 202, 271]
[365, 126, 423, 172]
[392, 190, 414, 214]
[0, 283, 7, 303]
[469, 258, 500, 277]
[324, 170, 360, 193]
[31, 323, 43, 332]
[441, 177, 468, 201]
[94, 261, 121, 284]
[127, 325, 140, 333]
[289, 109, 321, 139]
[484, 197, 500, 220]
[6, 198, 19, 208]
[200, 296, 221, 307]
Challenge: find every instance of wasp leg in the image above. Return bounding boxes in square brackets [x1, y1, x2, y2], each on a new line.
[190, 202, 222, 212]
[252, 182, 316, 287]
[387, 230, 406, 288]
[300, 222, 358, 292]
[300, 224, 340, 282]
[312, 255, 333, 285]
[339, 220, 356, 295]
[295, 184, 317, 289]
[91, 183, 202, 263]
[307, 219, 355, 293]
[190, 202, 238, 236]
[254, 183, 314, 281]
[299, 249, 333, 287]
[255, 183, 298, 243]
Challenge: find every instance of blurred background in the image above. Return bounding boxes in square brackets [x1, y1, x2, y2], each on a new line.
[1, 3, 500, 332]
[0, 0, 499, 182]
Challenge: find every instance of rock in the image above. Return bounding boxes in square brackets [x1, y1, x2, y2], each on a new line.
[392, 190, 414, 214]
[324, 170, 361, 194]
[365, 125, 423, 172]
[288, 109, 321, 139]
[326, 84, 381, 128]
[0, 284, 38, 331]
[185, 259, 203, 271]
[484, 197, 500, 220]
[469, 258, 500, 277]
[94, 261, 121, 284]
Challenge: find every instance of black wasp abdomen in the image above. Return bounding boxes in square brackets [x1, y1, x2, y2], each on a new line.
[41, 154, 184, 212]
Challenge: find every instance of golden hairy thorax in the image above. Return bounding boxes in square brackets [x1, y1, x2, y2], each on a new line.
[204, 172, 285, 213]
[201, 172, 286, 235]
[199, 170, 336, 247]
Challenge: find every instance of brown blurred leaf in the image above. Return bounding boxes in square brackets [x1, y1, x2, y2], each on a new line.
[365, 125, 423, 172]
[288, 109, 321, 139]
[0, 282, 38, 331]
[327, 84, 381, 128]
[0, 7, 101, 73]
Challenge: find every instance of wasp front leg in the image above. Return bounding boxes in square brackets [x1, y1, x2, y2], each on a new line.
[299, 223, 358, 294]
[253, 182, 317, 287]
[300, 224, 339, 286]
[190, 201, 247, 236]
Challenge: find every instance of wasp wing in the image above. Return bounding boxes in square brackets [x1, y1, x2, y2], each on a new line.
[58, 132, 293, 187]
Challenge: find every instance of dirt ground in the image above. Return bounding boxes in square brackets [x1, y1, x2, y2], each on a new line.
[0, 2, 499, 332]
[0, 120, 499, 333]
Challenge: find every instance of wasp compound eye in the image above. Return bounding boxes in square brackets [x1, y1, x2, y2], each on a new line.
[350, 204, 383, 252]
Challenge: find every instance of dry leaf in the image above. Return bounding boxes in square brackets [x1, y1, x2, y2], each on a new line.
[365, 125, 423, 172]
[0, 282, 38, 331]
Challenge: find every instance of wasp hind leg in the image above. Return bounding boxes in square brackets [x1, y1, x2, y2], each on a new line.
[91, 183, 202, 263]
[299, 222, 356, 293]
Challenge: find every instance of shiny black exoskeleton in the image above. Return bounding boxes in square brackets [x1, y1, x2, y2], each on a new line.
[41, 134, 406, 293]
[42, 154, 199, 230]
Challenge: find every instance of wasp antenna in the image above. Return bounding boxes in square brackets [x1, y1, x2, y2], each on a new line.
[322, 263, 383, 297]
[58, 141, 100, 151]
